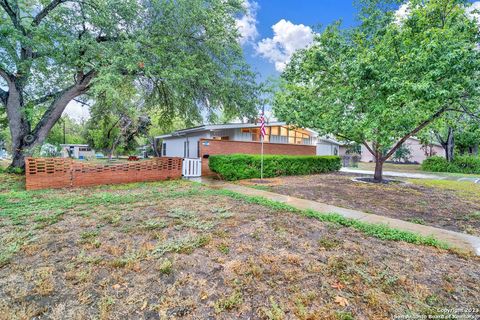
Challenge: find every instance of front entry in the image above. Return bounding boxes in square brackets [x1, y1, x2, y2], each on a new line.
[182, 158, 202, 177]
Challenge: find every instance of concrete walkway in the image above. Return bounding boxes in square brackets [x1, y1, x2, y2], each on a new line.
[340, 167, 480, 184]
[202, 179, 480, 255]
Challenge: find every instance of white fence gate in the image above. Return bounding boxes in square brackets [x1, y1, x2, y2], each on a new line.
[182, 158, 202, 177]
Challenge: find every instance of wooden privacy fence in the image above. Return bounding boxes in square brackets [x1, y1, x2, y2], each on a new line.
[25, 157, 183, 190]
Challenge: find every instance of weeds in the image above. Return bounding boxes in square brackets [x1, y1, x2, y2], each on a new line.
[261, 297, 285, 320]
[217, 243, 230, 254]
[214, 290, 242, 313]
[211, 207, 234, 219]
[142, 219, 167, 230]
[158, 259, 173, 275]
[318, 236, 342, 250]
[152, 235, 210, 256]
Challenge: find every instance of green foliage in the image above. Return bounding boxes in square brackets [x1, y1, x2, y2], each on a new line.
[274, 0, 480, 179]
[45, 116, 87, 146]
[391, 145, 412, 163]
[1, 0, 261, 166]
[152, 235, 210, 256]
[214, 291, 243, 313]
[209, 154, 341, 181]
[422, 155, 480, 174]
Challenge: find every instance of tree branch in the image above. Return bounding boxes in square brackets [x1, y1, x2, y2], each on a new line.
[31, 69, 96, 143]
[28, 90, 65, 106]
[383, 107, 447, 161]
[32, 0, 69, 26]
[0, 0, 25, 34]
[362, 141, 375, 158]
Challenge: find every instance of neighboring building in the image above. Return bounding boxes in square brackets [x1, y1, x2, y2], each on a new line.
[60, 144, 95, 159]
[359, 137, 444, 164]
[317, 137, 342, 156]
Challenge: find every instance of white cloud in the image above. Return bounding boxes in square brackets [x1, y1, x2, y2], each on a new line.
[256, 19, 314, 72]
[394, 3, 410, 24]
[63, 100, 90, 121]
[235, 0, 259, 45]
[466, 1, 480, 26]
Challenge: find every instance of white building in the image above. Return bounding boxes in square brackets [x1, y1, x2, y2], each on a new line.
[60, 144, 95, 159]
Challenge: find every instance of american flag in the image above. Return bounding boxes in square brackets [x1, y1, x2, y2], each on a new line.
[260, 112, 266, 139]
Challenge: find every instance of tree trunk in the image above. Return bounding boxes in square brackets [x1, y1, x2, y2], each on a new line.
[373, 158, 384, 182]
[473, 143, 479, 156]
[3, 70, 95, 170]
[445, 127, 455, 162]
[5, 80, 31, 171]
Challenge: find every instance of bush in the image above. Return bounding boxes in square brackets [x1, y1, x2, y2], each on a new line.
[422, 155, 480, 174]
[209, 154, 341, 181]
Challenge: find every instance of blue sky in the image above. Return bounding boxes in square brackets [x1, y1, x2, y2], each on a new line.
[240, 0, 359, 81]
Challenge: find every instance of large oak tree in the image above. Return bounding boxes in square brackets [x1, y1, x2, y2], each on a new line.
[274, 0, 480, 181]
[0, 0, 259, 169]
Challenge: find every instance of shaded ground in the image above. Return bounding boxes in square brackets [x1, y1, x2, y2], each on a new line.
[262, 173, 480, 236]
[1, 174, 479, 319]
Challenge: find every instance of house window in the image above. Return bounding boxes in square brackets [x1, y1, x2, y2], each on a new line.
[162, 143, 166, 156]
[271, 126, 279, 135]
[251, 128, 261, 141]
[241, 128, 250, 133]
[183, 141, 190, 158]
[79, 147, 91, 152]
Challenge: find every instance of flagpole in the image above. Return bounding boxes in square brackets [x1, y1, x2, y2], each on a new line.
[261, 132, 264, 180]
[260, 106, 265, 181]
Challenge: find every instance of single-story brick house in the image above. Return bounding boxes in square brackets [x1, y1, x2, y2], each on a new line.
[157, 123, 443, 176]
[156, 122, 341, 175]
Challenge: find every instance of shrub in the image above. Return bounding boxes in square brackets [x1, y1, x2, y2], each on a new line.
[208, 154, 341, 181]
[422, 155, 480, 174]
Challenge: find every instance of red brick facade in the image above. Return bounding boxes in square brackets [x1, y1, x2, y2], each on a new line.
[25, 157, 182, 190]
[198, 139, 316, 175]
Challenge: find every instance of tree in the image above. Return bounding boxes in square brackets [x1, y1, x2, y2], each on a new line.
[274, 0, 480, 181]
[0, 0, 260, 169]
[85, 99, 151, 158]
[456, 117, 480, 155]
[45, 115, 87, 146]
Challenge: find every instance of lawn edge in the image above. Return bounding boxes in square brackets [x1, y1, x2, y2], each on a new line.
[209, 188, 452, 251]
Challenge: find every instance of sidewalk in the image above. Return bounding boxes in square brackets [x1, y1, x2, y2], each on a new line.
[340, 167, 480, 183]
[202, 179, 480, 255]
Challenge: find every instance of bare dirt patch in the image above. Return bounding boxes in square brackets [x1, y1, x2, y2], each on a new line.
[267, 173, 480, 236]
[0, 177, 479, 319]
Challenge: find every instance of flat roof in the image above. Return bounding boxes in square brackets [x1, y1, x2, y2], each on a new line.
[156, 122, 319, 139]
[60, 144, 90, 147]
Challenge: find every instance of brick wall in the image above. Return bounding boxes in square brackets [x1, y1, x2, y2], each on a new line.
[25, 157, 182, 190]
[198, 139, 316, 175]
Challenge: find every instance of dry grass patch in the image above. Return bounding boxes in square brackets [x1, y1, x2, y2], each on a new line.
[0, 176, 479, 319]
[271, 173, 480, 236]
